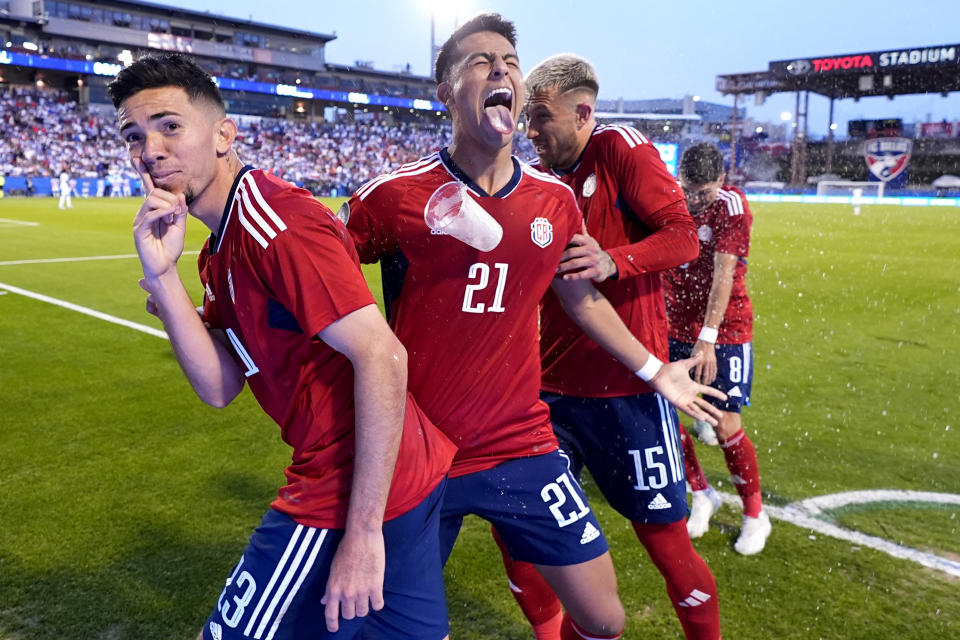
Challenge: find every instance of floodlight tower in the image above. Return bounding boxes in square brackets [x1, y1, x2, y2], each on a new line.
[425, 0, 466, 75]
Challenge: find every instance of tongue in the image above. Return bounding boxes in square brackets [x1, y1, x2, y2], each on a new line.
[484, 104, 515, 135]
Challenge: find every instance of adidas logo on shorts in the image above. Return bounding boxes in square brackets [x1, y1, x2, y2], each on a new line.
[648, 493, 672, 510]
[580, 521, 601, 544]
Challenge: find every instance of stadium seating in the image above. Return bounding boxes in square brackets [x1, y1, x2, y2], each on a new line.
[0, 87, 536, 198]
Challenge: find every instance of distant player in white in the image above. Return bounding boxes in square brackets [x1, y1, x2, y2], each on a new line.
[58, 168, 73, 209]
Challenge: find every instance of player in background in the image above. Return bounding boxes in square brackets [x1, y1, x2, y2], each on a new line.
[489, 53, 722, 640]
[58, 167, 73, 209]
[664, 142, 771, 555]
[343, 14, 724, 640]
[110, 53, 456, 640]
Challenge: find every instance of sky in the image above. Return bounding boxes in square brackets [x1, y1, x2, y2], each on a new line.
[167, 0, 960, 137]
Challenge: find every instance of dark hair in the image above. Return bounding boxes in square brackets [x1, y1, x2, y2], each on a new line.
[107, 53, 226, 112]
[434, 13, 517, 84]
[679, 142, 725, 184]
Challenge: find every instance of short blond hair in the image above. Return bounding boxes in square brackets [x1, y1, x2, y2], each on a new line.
[525, 53, 599, 99]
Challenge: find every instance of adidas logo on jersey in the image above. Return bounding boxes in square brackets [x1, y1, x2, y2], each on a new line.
[209, 621, 223, 640]
[728, 385, 743, 397]
[648, 493, 672, 510]
[580, 521, 601, 544]
[677, 589, 712, 608]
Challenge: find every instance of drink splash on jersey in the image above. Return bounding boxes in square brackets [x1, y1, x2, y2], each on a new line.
[425, 181, 503, 251]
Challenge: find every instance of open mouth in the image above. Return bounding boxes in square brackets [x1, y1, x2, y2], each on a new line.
[482, 87, 515, 135]
[483, 87, 513, 112]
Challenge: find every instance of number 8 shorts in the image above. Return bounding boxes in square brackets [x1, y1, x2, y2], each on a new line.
[542, 392, 689, 525]
[438, 450, 609, 566]
[669, 338, 754, 413]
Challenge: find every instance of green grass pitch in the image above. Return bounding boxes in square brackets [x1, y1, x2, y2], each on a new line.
[1, 196, 958, 639]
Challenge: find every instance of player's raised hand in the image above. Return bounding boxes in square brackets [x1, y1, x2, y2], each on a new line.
[321, 527, 386, 632]
[649, 352, 726, 425]
[557, 222, 618, 282]
[131, 157, 188, 281]
[691, 340, 719, 385]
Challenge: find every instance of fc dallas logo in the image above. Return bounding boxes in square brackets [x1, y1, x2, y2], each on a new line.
[864, 138, 912, 182]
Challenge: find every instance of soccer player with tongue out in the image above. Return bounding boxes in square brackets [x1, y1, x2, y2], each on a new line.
[342, 13, 725, 640]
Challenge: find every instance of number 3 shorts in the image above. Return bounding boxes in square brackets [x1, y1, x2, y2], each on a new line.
[202, 479, 448, 640]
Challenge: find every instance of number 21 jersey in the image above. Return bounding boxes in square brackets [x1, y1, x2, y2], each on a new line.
[345, 149, 582, 477]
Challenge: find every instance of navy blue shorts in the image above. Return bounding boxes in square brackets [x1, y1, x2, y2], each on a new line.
[202, 480, 448, 640]
[542, 392, 689, 525]
[440, 450, 608, 567]
[669, 338, 753, 413]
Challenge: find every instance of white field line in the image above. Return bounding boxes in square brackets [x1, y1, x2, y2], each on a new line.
[0, 281, 168, 339]
[0, 217, 40, 227]
[716, 490, 960, 579]
[0, 251, 199, 267]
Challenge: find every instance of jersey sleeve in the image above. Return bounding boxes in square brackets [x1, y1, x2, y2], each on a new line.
[260, 208, 376, 338]
[343, 189, 399, 264]
[601, 137, 698, 279]
[714, 190, 752, 257]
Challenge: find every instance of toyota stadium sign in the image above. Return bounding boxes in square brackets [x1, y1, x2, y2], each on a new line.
[770, 44, 959, 77]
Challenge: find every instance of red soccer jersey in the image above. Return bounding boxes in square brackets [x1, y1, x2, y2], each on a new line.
[663, 185, 754, 344]
[345, 149, 582, 477]
[538, 124, 698, 397]
[198, 167, 455, 528]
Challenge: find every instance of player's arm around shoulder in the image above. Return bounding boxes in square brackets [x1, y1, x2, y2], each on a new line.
[316, 304, 407, 631]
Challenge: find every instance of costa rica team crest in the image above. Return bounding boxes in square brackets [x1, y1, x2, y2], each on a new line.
[530, 217, 553, 248]
[864, 137, 912, 182]
[582, 173, 597, 197]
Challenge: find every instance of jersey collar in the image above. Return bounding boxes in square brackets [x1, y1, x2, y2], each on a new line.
[210, 164, 255, 254]
[439, 147, 522, 198]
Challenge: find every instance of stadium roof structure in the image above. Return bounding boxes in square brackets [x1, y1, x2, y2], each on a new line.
[715, 43, 960, 184]
[597, 97, 743, 124]
[716, 43, 960, 100]
[110, 0, 337, 43]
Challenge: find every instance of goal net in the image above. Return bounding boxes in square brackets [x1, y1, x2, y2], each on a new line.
[816, 180, 884, 199]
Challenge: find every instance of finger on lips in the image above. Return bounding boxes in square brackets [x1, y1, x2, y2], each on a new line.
[133, 157, 154, 192]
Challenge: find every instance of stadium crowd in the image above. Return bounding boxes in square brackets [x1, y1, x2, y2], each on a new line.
[0, 87, 536, 197]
